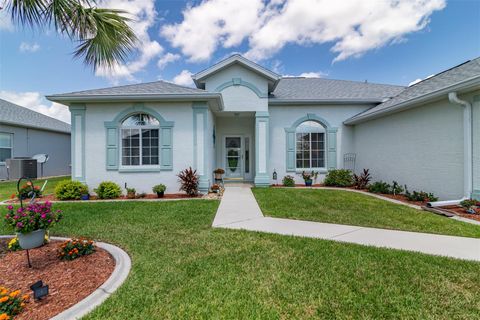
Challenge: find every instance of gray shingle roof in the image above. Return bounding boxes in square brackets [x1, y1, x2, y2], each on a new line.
[271, 78, 404, 101]
[0, 99, 70, 133]
[346, 57, 480, 123]
[51, 80, 207, 97]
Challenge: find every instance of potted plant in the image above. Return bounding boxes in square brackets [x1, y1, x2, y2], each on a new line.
[126, 187, 136, 199]
[213, 168, 225, 180]
[460, 199, 478, 214]
[152, 184, 166, 198]
[81, 193, 90, 200]
[301, 171, 318, 186]
[4, 202, 62, 250]
[211, 184, 220, 193]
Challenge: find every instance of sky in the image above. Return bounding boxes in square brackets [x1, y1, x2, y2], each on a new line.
[0, 0, 479, 123]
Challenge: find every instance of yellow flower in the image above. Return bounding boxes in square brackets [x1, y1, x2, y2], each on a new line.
[0, 296, 8, 303]
[0, 289, 7, 296]
[0, 313, 10, 320]
[22, 294, 29, 301]
[9, 290, 20, 298]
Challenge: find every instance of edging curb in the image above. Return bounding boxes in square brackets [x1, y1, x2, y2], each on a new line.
[0, 235, 131, 320]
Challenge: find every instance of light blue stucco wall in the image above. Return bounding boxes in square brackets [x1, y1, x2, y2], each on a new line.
[473, 95, 480, 200]
[83, 102, 194, 194]
[269, 104, 370, 185]
[204, 64, 269, 112]
[0, 124, 70, 180]
[352, 93, 480, 200]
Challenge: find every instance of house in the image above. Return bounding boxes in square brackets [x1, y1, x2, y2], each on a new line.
[47, 55, 480, 200]
[0, 98, 71, 180]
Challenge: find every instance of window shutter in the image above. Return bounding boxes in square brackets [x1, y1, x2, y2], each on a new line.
[106, 127, 118, 170]
[327, 129, 337, 170]
[160, 127, 173, 170]
[285, 130, 295, 172]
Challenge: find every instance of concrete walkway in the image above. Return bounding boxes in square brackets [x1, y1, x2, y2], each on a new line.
[213, 186, 480, 262]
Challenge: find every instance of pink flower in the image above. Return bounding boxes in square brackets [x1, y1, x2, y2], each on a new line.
[7, 205, 13, 210]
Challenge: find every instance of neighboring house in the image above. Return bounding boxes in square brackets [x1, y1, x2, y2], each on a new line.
[0, 99, 71, 180]
[47, 55, 480, 200]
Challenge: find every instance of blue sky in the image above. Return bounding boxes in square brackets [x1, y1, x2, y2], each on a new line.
[0, 0, 479, 122]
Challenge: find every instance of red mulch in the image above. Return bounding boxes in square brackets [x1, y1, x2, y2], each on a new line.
[0, 239, 115, 320]
[5, 193, 199, 203]
[439, 205, 480, 222]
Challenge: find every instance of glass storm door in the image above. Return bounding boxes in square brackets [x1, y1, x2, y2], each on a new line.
[225, 137, 242, 178]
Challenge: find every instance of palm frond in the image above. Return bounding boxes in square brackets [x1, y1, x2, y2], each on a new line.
[8, 0, 49, 27]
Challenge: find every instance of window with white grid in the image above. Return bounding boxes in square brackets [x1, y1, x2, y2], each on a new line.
[120, 113, 159, 166]
[295, 121, 325, 169]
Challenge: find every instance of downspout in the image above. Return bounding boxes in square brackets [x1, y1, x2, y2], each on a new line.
[427, 92, 473, 207]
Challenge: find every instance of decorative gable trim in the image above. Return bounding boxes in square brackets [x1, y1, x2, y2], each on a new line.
[214, 78, 268, 98]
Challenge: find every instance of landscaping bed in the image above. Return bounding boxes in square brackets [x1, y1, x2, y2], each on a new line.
[0, 239, 114, 320]
[3, 193, 202, 203]
[438, 205, 480, 222]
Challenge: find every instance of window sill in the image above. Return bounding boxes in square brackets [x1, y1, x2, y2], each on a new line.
[118, 167, 161, 173]
[295, 168, 328, 174]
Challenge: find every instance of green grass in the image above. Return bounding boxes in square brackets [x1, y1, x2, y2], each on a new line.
[0, 176, 70, 200]
[1, 201, 480, 319]
[252, 188, 480, 238]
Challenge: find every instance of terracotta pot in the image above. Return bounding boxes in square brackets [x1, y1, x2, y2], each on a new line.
[17, 229, 45, 250]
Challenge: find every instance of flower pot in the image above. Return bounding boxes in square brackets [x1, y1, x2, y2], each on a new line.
[17, 229, 46, 250]
[81, 194, 90, 201]
[305, 180, 313, 187]
[156, 191, 164, 198]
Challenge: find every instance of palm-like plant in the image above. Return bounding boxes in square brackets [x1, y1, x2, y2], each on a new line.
[4, 0, 137, 70]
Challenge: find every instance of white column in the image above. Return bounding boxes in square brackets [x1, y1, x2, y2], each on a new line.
[69, 104, 86, 182]
[254, 111, 270, 186]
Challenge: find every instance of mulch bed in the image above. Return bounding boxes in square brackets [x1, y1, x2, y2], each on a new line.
[439, 205, 480, 222]
[0, 239, 115, 320]
[4, 193, 200, 203]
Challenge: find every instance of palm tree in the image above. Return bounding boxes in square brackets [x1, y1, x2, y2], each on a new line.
[4, 0, 137, 70]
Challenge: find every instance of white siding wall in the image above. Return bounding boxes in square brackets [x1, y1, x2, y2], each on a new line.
[269, 105, 370, 185]
[84, 102, 194, 194]
[472, 95, 480, 198]
[352, 96, 473, 200]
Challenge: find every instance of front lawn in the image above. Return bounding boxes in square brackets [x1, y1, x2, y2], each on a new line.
[0, 176, 70, 201]
[1, 201, 480, 319]
[253, 188, 480, 238]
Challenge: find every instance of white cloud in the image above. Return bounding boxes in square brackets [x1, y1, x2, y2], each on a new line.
[171, 70, 194, 87]
[408, 74, 434, 86]
[298, 71, 326, 78]
[19, 42, 40, 53]
[157, 53, 181, 69]
[0, 10, 13, 31]
[95, 0, 164, 83]
[0, 91, 70, 124]
[162, 0, 445, 62]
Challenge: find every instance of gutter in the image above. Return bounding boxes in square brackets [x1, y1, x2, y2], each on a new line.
[427, 91, 473, 206]
[344, 75, 480, 125]
[46, 93, 225, 111]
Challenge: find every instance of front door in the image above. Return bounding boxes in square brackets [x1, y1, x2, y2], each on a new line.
[225, 136, 243, 178]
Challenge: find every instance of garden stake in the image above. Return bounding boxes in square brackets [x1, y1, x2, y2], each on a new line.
[17, 176, 36, 268]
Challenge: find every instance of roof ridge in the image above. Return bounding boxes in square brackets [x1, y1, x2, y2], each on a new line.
[0, 98, 69, 125]
[279, 77, 405, 88]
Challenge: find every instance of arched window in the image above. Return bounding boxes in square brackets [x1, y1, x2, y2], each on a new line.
[121, 113, 160, 166]
[295, 121, 326, 169]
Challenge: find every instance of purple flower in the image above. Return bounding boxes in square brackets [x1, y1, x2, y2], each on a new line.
[48, 219, 52, 223]
[7, 205, 13, 210]
[16, 222, 23, 228]
[41, 213, 47, 219]
[13, 215, 18, 220]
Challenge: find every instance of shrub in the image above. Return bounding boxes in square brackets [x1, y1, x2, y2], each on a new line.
[324, 169, 353, 187]
[126, 187, 136, 199]
[301, 171, 318, 181]
[460, 199, 477, 209]
[55, 180, 88, 200]
[353, 169, 371, 189]
[17, 182, 42, 200]
[178, 167, 199, 196]
[391, 181, 404, 195]
[58, 238, 95, 261]
[368, 181, 392, 194]
[213, 168, 225, 174]
[282, 175, 295, 187]
[94, 181, 122, 199]
[152, 184, 166, 193]
[0, 286, 29, 318]
[4, 202, 62, 233]
[404, 188, 438, 202]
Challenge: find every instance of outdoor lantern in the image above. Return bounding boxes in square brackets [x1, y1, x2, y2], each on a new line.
[273, 169, 278, 184]
[30, 280, 49, 300]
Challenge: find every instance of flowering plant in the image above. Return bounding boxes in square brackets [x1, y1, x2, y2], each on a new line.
[17, 182, 42, 200]
[58, 238, 95, 261]
[4, 202, 62, 234]
[0, 286, 29, 319]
